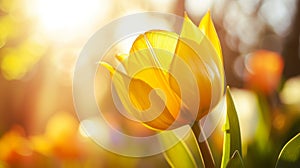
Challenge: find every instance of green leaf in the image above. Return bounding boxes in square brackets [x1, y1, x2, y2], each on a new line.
[221, 87, 243, 168]
[226, 150, 245, 168]
[160, 126, 204, 168]
[276, 133, 300, 168]
[254, 92, 271, 152]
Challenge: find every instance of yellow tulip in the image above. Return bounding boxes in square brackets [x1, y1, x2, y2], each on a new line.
[101, 11, 225, 131]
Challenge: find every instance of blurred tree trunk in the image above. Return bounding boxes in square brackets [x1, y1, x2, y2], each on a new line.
[174, 0, 184, 16]
[282, 1, 300, 78]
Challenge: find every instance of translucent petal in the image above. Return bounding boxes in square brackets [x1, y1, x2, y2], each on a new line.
[123, 34, 157, 76]
[180, 12, 204, 43]
[100, 62, 182, 130]
[198, 11, 223, 63]
[181, 12, 223, 67]
[180, 12, 225, 107]
[117, 30, 184, 120]
[125, 30, 178, 75]
[143, 30, 178, 70]
[128, 78, 176, 130]
[132, 67, 182, 119]
[116, 53, 128, 65]
[198, 11, 225, 98]
[170, 37, 213, 120]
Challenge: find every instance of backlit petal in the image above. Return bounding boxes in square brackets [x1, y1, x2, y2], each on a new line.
[198, 11, 225, 99]
[100, 62, 182, 130]
[199, 11, 223, 63]
[119, 30, 184, 120]
[116, 53, 128, 65]
[125, 30, 178, 75]
[180, 12, 205, 44]
[170, 37, 213, 120]
[181, 12, 223, 72]
[179, 12, 225, 104]
[132, 67, 182, 120]
[143, 30, 178, 70]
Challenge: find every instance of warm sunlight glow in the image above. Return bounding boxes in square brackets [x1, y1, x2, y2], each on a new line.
[31, 0, 105, 40]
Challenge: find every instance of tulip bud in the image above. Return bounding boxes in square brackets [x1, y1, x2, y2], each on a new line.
[100, 12, 225, 131]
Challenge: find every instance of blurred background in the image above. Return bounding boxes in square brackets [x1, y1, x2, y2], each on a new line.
[0, 0, 299, 167]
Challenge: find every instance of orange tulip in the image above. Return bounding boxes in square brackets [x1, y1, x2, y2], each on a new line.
[245, 50, 284, 94]
[0, 125, 35, 166]
[101, 11, 225, 131]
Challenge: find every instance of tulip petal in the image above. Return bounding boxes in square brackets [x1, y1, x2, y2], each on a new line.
[199, 11, 225, 97]
[124, 30, 178, 75]
[180, 12, 205, 44]
[100, 62, 183, 130]
[133, 67, 182, 118]
[179, 12, 225, 107]
[198, 11, 223, 63]
[125, 34, 156, 76]
[181, 12, 223, 72]
[116, 54, 183, 121]
[143, 31, 178, 70]
[198, 11, 225, 100]
[170, 37, 213, 120]
[100, 61, 116, 75]
[128, 78, 176, 130]
[117, 30, 184, 122]
[116, 53, 128, 65]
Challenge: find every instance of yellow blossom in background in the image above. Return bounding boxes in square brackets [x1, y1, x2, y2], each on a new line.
[0, 0, 47, 80]
[1, 40, 46, 80]
[101, 11, 224, 131]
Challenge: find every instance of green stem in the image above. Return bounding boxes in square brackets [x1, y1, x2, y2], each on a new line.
[192, 122, 215, 168]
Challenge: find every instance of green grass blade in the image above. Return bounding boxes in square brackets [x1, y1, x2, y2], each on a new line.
[276, 133, 300, 168]
[221, 87, 243, 168]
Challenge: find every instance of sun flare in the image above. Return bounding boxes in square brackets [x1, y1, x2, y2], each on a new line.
[30, 0, 107, 40]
